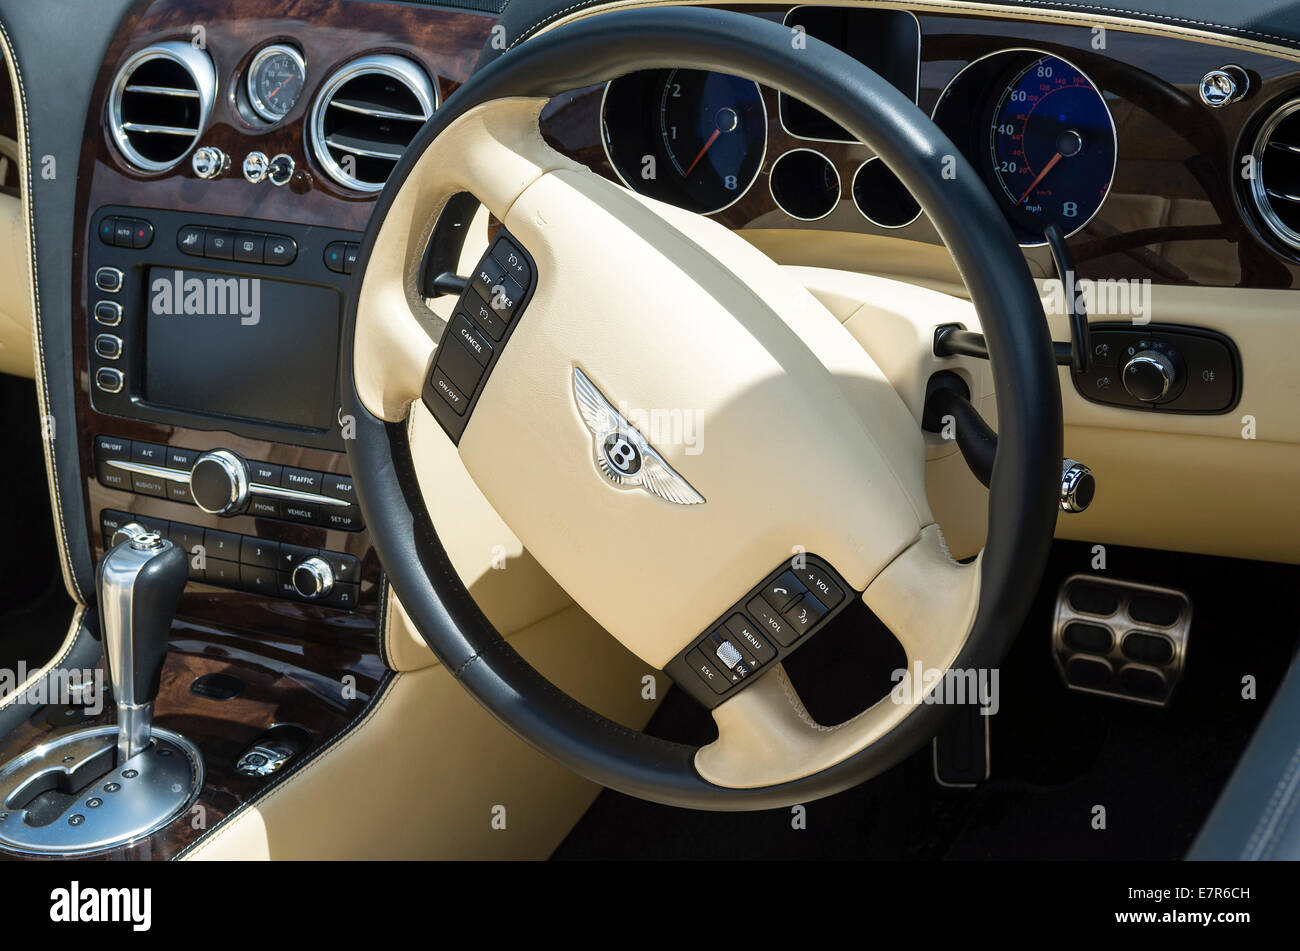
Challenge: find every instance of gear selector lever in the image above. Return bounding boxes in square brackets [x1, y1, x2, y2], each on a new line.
[98, 523, 188, 762]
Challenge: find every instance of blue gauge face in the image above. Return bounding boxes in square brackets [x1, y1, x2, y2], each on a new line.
[988, 55, 1116, 243]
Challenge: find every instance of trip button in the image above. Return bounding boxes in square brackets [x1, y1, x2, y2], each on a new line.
[761, 570, 806, 613]
[248, 460, 282, 486]
[747, 596, 796, 648]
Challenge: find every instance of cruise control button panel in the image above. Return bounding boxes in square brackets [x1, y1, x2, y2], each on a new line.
[423, 233, 537, 442]
[663, 555, 855, 708]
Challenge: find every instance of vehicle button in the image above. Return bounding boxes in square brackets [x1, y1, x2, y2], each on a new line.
[263, 235, 297, 265]
[176, 225, 206, 255]
[93, 334, 122, 360]
[437, 335, 486, 394]
[490, 237, 531, 287]
[240, 536, 279, 568]
[233, 232, 265, 264]
[430, 369, 469, 415]
[323, 241, 348, 273]
[782, 593, 828, 636]
[247, 496, 282, 519]
[165, 446, 197, 470]
[460, 294, 506, 342]
[248, 460, 282, 485]
[130, 219, 154, 249]
[686, 648, 729, 695]
[113, 218, 135, 247]
[282, 500, 324, 525]
[278, 543, 318, 572]
[282, 467, 322, 494]
[94, 267, 124, 293]
[791, 564, 844, 609]
[203, 528, 241, 561]
[94, 301, 122, 327]
[761, 570, 806, 613]
[94, 367, 124, 393]
[165, 480, 194, 505]
[204, 558, 240, 587]
[97, 217, 118, 245]
[130, 472, 167, 498]
[240, 563, 279, 595]
[322, 582, 359, 610]
[747, 596, 796, 647]
[204, 229, 235, 260]
[318, 551, 361, 584]
[452, 314, 493, 367]
[724, 614, 776, 665]
[131, 441, 167, 465]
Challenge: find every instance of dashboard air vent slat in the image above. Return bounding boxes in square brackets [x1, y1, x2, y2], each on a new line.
[309, 54, 436, 193]
[109, 42, 215, 172]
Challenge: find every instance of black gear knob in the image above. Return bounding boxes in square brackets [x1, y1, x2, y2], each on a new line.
[97, 524, 188, 762]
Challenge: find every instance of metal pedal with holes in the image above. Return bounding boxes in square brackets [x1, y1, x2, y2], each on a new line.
[1052, 574, 1192, 706]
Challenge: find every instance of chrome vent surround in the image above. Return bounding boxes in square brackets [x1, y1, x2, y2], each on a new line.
[108, 42, 216, 172]
[1248, 99, 1300, 251]
[309, 54, 437, 193]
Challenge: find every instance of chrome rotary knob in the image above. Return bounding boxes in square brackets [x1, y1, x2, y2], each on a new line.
[1121, 350, 1176, 403]
[291, 557, 335, 599]
[189, 450, 250, 516]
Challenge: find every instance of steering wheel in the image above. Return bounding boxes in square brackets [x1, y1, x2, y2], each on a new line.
[342, 6, 1062, 809]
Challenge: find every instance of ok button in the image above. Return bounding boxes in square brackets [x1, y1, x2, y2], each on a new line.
[453, 313, 493, 367]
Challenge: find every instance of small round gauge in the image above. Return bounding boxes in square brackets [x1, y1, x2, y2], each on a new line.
[602, 69, 766, 215]
[987, 54, 1115, 242]
[247, 44, 306, 122]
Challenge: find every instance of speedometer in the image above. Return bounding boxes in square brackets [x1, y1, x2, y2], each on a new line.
[988, 54, 1115, 243]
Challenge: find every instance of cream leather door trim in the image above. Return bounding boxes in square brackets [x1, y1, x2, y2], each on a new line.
[0, 188, 32, 378]
[184, 603, 660, 860]
[696, 524, 979, 788]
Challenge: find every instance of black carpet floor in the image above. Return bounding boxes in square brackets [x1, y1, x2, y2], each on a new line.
[553, 540, 1300, 860]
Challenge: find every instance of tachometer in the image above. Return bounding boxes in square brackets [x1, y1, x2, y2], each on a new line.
[988, 54, 1115, 243]
[602, 69, 766, 215]
[247, 44, 306, 122]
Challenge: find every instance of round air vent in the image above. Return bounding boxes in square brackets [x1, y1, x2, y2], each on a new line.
[108, 42, 216, 172]
[309, 54, 437, 193]
[1248, 99, 1300, 251]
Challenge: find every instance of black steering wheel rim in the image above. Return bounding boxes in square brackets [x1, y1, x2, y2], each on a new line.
[341, 6, 1062, 810]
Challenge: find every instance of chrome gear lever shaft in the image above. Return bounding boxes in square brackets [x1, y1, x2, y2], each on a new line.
[97, 524, 188, 763]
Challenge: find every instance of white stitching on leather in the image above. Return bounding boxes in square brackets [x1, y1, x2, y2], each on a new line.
[0, 18, 86, 604]
[1242, 740, 1300, 859]
[0, 605, 86, 711]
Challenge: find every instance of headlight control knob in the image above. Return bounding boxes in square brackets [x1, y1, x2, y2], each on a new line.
[190, 450, 250, 516]
[292, 557, 335, 600]
[1121, 350, 1176, 402]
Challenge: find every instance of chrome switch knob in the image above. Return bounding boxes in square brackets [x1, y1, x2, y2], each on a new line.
[1121, 350, 1176, 402]
[1199, 66, 1249, 108]
[191, 145, 230, 179]
[189, 450, 250, 516]
[1060, 459, 1095, 514]
[292, 557, 335, 600]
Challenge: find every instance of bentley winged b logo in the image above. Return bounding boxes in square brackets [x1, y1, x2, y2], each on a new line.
[572, 367, 705, 506]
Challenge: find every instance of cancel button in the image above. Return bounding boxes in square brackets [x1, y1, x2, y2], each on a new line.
[454, 313, 493, 367]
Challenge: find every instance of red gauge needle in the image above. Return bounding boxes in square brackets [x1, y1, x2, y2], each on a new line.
[683, 128, 721, 178]
[1015, 151, 1062, 207]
